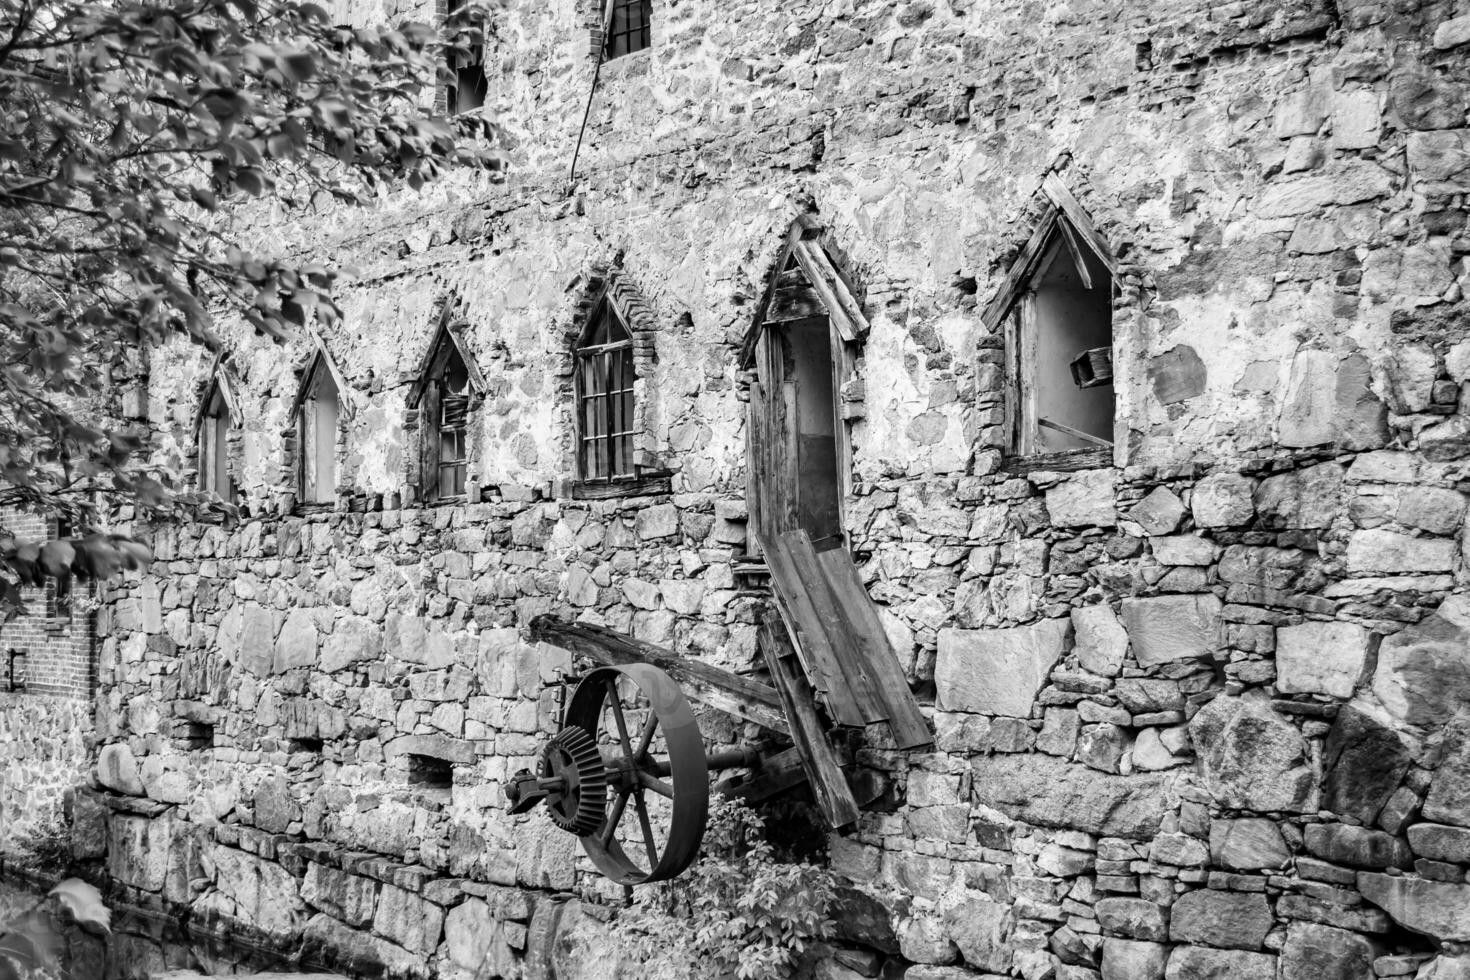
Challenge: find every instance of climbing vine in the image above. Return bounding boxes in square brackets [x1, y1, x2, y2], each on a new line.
[605, 799, 838, 980]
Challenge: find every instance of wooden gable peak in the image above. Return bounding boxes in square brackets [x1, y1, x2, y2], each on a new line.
[407, 298, 487, 409]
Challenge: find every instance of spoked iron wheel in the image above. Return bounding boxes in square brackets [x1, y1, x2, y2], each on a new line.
[562, 663, 709, 885]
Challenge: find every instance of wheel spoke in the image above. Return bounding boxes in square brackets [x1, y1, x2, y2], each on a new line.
[632, 787, 659, 868]
[633, 712, 659, 761]
[601, 788, 632, 846]
[606, 678, 635, 758]
[636, 769, 674, 798]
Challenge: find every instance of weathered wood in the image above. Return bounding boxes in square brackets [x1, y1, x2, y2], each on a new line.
[713, 744, 808, 802]
[758, 616, 861, 827]
[1001, 446, 1113, 474]
[778, 530, 886, 725]
[1055, 216, 1094, 290]
[770, 283, 825, 323]
[981, 206, 1058, 330]
[1038, 416, 1112, 449]
[791, 240, 865, 342]
[1042, 173, 1118, 274]
[813, 547, 933, 749]
[527, 617, 789, 735]
[761, 534, 858, 722]
[570, 473, 673, 499]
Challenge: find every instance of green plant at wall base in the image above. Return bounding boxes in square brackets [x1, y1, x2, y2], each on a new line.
[606, 799, 838, 980]
[10, 809, 72, 876]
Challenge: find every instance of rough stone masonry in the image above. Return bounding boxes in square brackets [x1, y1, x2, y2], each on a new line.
[7, 0, 1470, 978]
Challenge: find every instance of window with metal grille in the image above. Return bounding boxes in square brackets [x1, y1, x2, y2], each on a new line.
[604, 0, 651, 59]
[577, 302, 636, 482]
[445, 0, 487, 113]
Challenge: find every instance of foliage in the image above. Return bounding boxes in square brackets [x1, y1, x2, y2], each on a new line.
[606, 799, 838, 980]
[0, 878, 110, 980]
[8, 809, 72, 876]
[0, 0, 503, 616]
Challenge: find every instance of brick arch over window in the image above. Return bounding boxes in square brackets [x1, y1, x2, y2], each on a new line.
[560, 260, 668, 498]
[191, 358, 244, 500]
[979, 171, 1124, 469]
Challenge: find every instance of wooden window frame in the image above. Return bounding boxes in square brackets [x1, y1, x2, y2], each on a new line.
[603, 0, 652, 59]
[197, 385, 236, 500]
[296, 365, 340, 507]
[443, 0, 487, 114]
[575, 299, 639, 488]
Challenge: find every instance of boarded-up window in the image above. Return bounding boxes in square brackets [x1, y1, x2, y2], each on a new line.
[198, 386, 235, 499]
[605, 0, 651, 59]
[298, 365, 340, 504]
[577, 301, 637, 483]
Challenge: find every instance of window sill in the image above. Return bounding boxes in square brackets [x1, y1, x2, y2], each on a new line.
[292, 502, 335, 517]
[570, 474, 671, 500]
[1001, 447, 1113, 475]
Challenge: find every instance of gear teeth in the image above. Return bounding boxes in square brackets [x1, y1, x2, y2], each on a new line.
[541, 725, 608, 836]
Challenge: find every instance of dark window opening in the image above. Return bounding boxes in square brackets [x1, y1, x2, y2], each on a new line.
[290, 736, 324, 754]
[199, 385, 235, 499]
[175, 720, 213, 751]
[445, 0, 487, 113]
[1007, 226, 1115, 455]
[408, 753, 454, 790]
[5, 650, 24, 693]
[54, 517, 73, 618]
[604, 0, 651, 59]
[576, 301, 637, 483]
[437, 354, 470, 499]
[298, 365, 340, 505]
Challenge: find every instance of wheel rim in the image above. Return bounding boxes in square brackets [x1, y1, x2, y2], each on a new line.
[563, 663, 709, 885]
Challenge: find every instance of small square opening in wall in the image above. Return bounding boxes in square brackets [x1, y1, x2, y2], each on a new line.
[5, 650, 26, 693]
[175, 721, 214, 751]
[408, 754, 454, 790]
[289, 737, 324, 754]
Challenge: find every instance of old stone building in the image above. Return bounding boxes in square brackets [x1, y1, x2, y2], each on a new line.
[6, 0, 1470, 977]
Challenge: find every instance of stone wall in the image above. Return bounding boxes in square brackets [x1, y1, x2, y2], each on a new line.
[66, 0, 1470, 978]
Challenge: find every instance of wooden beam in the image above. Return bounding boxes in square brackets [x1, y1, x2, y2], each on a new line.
[1042, 174, 1118, 274]
[791, 240, 868, 342]
[759, 616, 861, 828]
[1039, 416, 1113, 448]
[527, 617, 789, 736]
[981, 207, 1058, 331]
[1055, 217, 1094, 290]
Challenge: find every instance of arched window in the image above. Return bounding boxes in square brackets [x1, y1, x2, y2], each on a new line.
[576, 300, 636, 482]
[293, 351, 342, 505]
[407, 305, 484, 504]
[196, 370, 240, 499]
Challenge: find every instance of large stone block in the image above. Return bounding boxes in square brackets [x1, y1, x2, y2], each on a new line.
[1129, 487, 1185, 535]
[211, 845, 303, 940]
[1276, 621, 1370, 698]
[302, 862, 378, 928]
[1072, 604, 1127, 677]
[274, 607, 320, 673]
[1347, 529, 1456, 575]
[1422, 715, 1470, 828]
[1209, 818, 1290, 871]
[1121, 594, 1222, 666]
[238, 604, 278, 677]
[1191, 474, 1255, 528]
[97, 742, 145, 796]
[935, 617, 1070, 716]
[1095, 897, 1168, 941]
[1255, 463, 1343, 529]
[1304, 823, 1412, 869]
[940, 893, 1012, 973]
[1102, 938, 1167, 980]
[1357, 873, 1470, 941]
[320, 616, 384, 672]
[1408, 129, 1470, 188]
[1190, 694, 1318, 812]
[1046, 470, 1118, 528]
[1165, 946, 1278, 979]
[1373, 596, 1470, 732]
[445, 897, 516, 976]
[1279, 351, 1389, 451]
[970, 752, 1175, 839]
[1279, 923, 1378, 980]
[373, 883, 444, 956]
[1322, 703, 1415, 825]
[107, 814, 169, 892]
[1168, 890, 1272, 950]
[1408, 823, 1470, 863]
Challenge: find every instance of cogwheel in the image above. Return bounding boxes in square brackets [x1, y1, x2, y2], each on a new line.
[539, 725, 608, 836]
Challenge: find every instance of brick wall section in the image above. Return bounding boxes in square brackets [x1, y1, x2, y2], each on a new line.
[0, 506, 97, 699]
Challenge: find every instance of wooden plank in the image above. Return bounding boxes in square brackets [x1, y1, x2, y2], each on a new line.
[1055, 217, 1094, 289]
[1042, 173, 1118, 274]
[778, 530, 887, 726]
[981, 207, 1058, 331]
[1039, 416, 1112, 448]
[813, 547, 933, 750]
[758, 616, 861, 828]
[1002, 446, 1113, 474]
[745, 388, 766, 554]
[527, 617, 789, 735]
[769, 284, 826, 322]
[791, 241, 864, 342]
[738, 225, 805, 369]
[760, 535, 865, 727]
